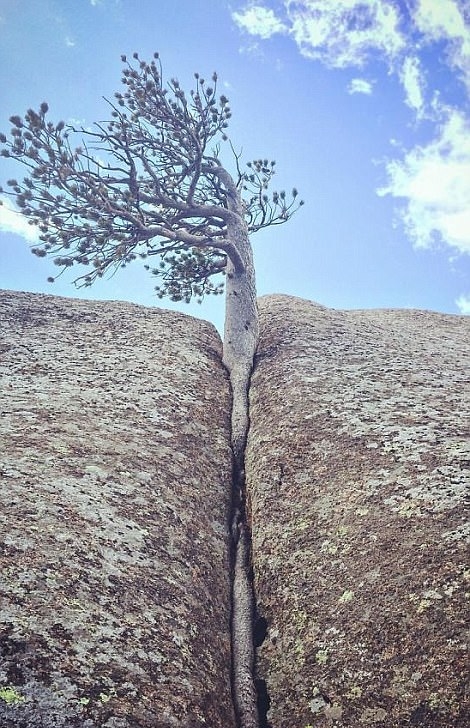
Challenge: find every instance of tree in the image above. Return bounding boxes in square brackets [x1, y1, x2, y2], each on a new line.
[0, 52, 301, 459]
[0, 52, 302, 728]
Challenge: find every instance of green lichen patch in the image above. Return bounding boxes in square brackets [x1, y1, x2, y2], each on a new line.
[0, 686, 25, 706]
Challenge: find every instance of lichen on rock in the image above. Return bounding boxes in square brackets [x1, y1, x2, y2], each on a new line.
[0, 290, 236, 728]
[246, 294, 470, 728]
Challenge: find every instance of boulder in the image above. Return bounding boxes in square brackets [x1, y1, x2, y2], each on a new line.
[0, 290, 235, 728]
[247, 294, 469, 728]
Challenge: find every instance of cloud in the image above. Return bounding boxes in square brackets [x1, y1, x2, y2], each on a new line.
[455, 294, 470, 314]
[232, 1, 468, 113]
[0, 199, 39, 243]
[378, 109, 470, 255]
[411, 0, 470, 92]
[399, 56, 426, 117]
[347, 77, 374, 95]
[65, 36, 76, 47]
[285, 0, 406, 68]
[232, 1, 469, 258]
[232, 5, 287, 39]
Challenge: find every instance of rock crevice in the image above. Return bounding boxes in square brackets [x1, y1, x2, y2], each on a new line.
[226, 362, 260, 728]
[1, 290, 468, 728]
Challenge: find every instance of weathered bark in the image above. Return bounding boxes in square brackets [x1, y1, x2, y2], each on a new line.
[216, 170, 259, 467]
[231, 523, 258, 728]
[223, 221, 259, 467]
[218, 171, 260, 728]
[223, 215, 259, 728]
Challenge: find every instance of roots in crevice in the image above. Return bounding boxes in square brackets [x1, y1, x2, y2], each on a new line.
[230, 453, 258, 728]
[224, 316, 271, 727]
[229, 455, 272, 728]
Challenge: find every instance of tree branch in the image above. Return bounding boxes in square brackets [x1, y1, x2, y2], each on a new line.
[0, 53, 302, 303]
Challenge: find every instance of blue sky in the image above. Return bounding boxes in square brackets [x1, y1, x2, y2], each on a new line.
[1, 0, 469, 330]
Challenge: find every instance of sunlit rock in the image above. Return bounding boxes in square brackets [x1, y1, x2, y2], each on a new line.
[0, 290, 235, 728]
[247, 294, 469, 728]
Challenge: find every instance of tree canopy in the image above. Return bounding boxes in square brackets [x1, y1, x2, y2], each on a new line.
[0, 52, 302, 303]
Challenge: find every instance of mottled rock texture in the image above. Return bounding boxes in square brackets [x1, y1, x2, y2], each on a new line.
[0, 290, 235, 728]
[247, 294, 469, 728]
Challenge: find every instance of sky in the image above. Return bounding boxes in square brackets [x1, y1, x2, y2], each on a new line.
[0, 0, 469, 331]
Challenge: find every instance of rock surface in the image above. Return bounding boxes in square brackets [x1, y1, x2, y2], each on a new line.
[0, 290, 235, 728]
[247, 294, 470, 728]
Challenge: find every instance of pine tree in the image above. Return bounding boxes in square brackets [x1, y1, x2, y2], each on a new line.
[0, 52, 302, 727]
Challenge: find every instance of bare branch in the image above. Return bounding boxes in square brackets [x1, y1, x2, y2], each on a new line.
[0, 53, 302, 302]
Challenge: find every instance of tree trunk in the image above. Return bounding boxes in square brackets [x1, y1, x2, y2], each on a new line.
[232, 521, 259, 728]
[221, 178, 260, 728]
[223, 197, 259, 468]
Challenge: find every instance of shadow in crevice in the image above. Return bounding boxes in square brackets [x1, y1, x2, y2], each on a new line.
[253, 614, 271, 728]
[255, 678, 271, 728]
[253, 615, 267, 648]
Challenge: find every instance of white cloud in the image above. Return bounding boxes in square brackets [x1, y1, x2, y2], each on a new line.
[348, 77, 374, 95]
[238, 39, 264, 59]
[413, 0, 469, 38]
[231, 1, 470, 260]
[400, 56, 426, 117]
[232, 6, 287, 39]
[231, 1, 470, 81]
[232, 1, 468, 116]
[0, 199, 39, 243]
[65, 36, 76, 47]
[285, 0, 406, 68]
[412, 0, 470, 92]
[378, 109, 470, 255]
[455, 294, 470, 314]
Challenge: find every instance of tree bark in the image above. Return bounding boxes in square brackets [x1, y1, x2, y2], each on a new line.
[232, 521, 259, 728]
[220, 174, 259, 728]
[222, 192, 259, 468]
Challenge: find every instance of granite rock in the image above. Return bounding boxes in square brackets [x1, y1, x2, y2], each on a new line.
[247, 294, 469, 728]
[0, 290, 235, 728]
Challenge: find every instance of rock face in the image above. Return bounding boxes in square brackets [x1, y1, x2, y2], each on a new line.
[246, 294, 469, 728]
[2, 289, 469, 728]
[0, 290, 235, 728]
